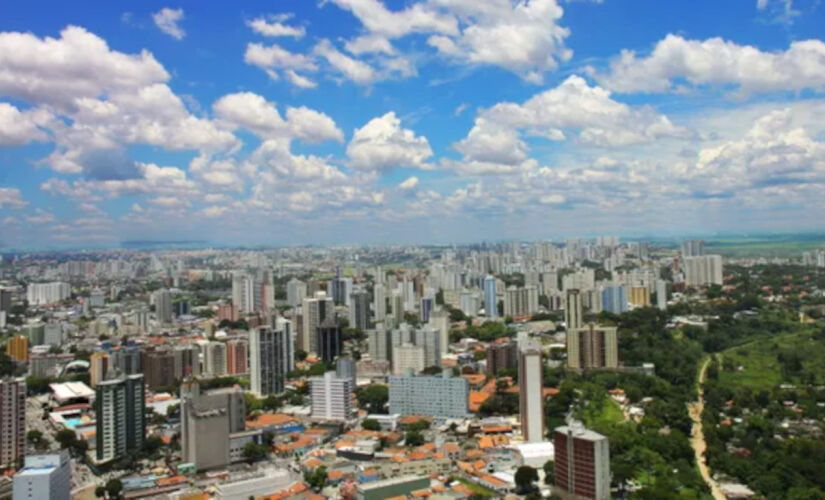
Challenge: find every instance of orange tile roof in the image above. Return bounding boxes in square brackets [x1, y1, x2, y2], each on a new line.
[156, 475, 186, 486]
[481, 474, 508, 486]
[303, 457, 323, 469]
[468, 391, 491, 412]
[542, 387, 560, 397]
[246, 413, 296, 429]
[465, 449, 484, 459]
[408, 451, 430, 461]
[481, 425, 511, 434]
[441, 443, 460, 453]
[327, 469, 345, 480]
[411, 489, 431, 498]
[256, 481, 309, 500]
[473, 459, 486, 470]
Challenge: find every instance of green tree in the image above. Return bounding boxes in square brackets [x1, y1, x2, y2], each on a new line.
[362, 419, 380, 431]
[405, 430, 425, 447]
[543, 460, 555, 484]
[355, 384, 388, 414]
[26, 429, 44, 448]
[305, 466, 328, 491]
[105, 479, 123, 500]
[515, 465, 539, 493]
[242, 442, 269, 462]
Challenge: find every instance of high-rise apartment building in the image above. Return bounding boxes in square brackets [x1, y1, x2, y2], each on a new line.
[180, 380, 245, 471]
[286, 278, 307, 308]
[628, 286, 650, 307]
[554, 422, 611, 500]
[486, 340, 518, 375]
[373, 283, 386, 321]
[153, 289, 173, 324]
[95, 374, 145, 463]
[519, 343, 544, 443]
[484, 275, 498, 318]
[567, 324, 618, 371]
[503, 285, 539, 318]
[0, 378, 26, 469]
[226, 339, 248, 375]
[601, 286, 627, 315]
[335, 356, 357, 388]
[680, 239, 705, 257]
[89, 352, 109, 387]
[302, 291, 333, 354]
[310, 371, 353, 421]
[317, 317, 342, 363]
[249, 320, 293, 396]
[565, 289, 583, 330]
[428, 309, 450, 363]
[174, 345, 201, 380]
[5, 335, 28, 363]
[655, 280, 668, 310]
[349, 289, 370, 332]
[329, 274, 353, 306]
[13, 452, 71, 500]
[683, 255, 724, 287]
[392, 344, 425, 375]
[26, 282, 70, 306]
[205, 342, 227, 377]
[141, 349, 176, 390]
[388, 372, 469, 418]
[368, 326, 390, 362]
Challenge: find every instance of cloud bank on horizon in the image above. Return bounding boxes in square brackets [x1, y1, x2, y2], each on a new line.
[1, 0, 824, 247]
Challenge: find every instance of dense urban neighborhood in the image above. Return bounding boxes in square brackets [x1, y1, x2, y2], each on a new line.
[0, 239, 822, 499]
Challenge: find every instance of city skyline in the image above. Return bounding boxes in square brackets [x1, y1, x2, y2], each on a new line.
[1, 0, 825, 248]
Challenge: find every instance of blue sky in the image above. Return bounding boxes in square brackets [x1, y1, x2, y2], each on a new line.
[1, 0, 824, 248]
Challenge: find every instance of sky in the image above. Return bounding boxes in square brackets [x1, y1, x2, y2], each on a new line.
[1, 0, 825, 249]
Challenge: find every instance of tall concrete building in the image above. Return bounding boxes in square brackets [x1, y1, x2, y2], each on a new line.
[231, 273, 256, 314]
[415, 325, 441, 368]
[655, 280, 668, 310]
[153, 289, 173, 324]
[483, 275, 498, 318]
[601, 285, 627, 315]
[174, 345, 201, 380]
[503, 285, 539, 318]
[554, 422, 611, 500]
[249, 320, 293, 396]
[519, 343, 544, 443]
[95, 374, 145, 463]
[302, 291, 333, 354]
[5, 335, 28, 363]
[113, 346, 142, 375]
[486, 340, 518, 375]
[335, 356, 356, 388]
[226, 339, 248, 375]
[683, 255, 724, 287]
[388, 371, 468, 418]
[567, 324, 618, 371]
[0, 378, 26, 469]
[286, 278, 307, 308]
[628, 286, 651, 307]
[368, 325, 390, 362]
[428, 309, 450, 364]
[329, 274, 353, 306]
[348, 289, 370, 332]
[680, 239, 705, 257]
[310, 371, 353, 421]
[89, 352, 109, 387]
[373, 283, 386, 322]
[13, 452, 71, 500]
[565, 289, 583, 330]
[180, 380, 245, 471]
[392, 344, 425, 375]
[317, 317, 342, 363]
[205, 342, 227, 377]
[26, 282, 70, 306]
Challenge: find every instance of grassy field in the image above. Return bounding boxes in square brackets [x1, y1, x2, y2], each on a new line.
[578, 394, 625, 428]
[704, 234, 825, 258]
[450, 477, 497, 497]
[719, 329, 825, 388]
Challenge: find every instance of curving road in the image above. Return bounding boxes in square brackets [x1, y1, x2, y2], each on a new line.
[689, 357, 726, 500]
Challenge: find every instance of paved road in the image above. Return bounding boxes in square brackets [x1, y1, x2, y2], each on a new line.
[689, 357, 726, 500]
